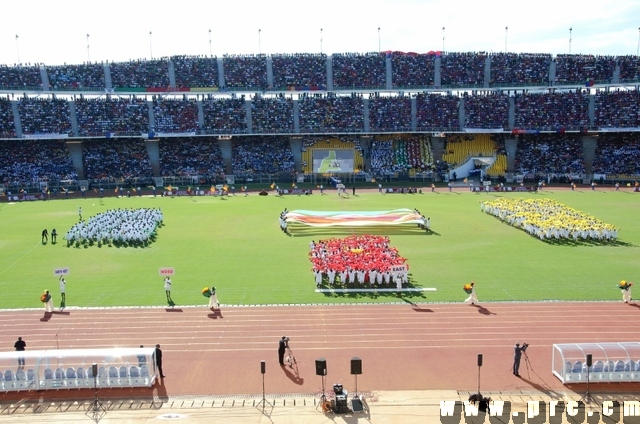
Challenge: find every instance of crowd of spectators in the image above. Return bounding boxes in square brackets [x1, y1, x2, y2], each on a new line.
[489, 53, 551, 86]
[298, 93, 364, 133]
[222, 54, 267, 90]
[0, 140, 77, 186]
[83, 139, 154, 180]
[514, 134, 585, 176]
[153, 98, 199, 133]
[594, 90, 640, 129]
[463, 92, 509, 129]
[415, 93, 460, 131]
[47, 63, 105, 90]
[231, 136, 295, 177]
[250, 95, 294, 133]
[332, 53, 386, 89]
[75, 96, 150, 137]
[0, 64, 42, 90]
[368, 95, 412, 132]
[513, 91, 590, 131]
[159, 137, 225, 178]
[592, 133, 640, 175]
[0, 97, 16, 138]
[440, 52, 486, 87]
[2, 53, 640, 93]
[272, 53, 326, 90]
[172, 55, 219, 88]
[18, 97, 72, 135]
[391, 53, 434, 88]
[617, 55, 640, 83]
[554, 54, 616, 85]
[201, 96, 247, 134]
[109, 59, 170, 88]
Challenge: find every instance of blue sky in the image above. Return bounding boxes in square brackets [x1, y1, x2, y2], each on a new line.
[0, 0, 638, 66]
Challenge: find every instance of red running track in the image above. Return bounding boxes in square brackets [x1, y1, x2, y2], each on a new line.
[1, 301, 639, 401]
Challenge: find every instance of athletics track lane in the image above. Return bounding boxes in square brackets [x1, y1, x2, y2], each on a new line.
[0, 301, 638, 401]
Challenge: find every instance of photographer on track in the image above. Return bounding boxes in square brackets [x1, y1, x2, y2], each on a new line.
[278, 336, 289, 366]
[513, 342, 529, 377]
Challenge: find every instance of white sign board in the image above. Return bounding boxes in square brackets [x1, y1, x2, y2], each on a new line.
[391, 264, 408, 273]
[159, 267, 175, 277]
[53, 267, 70, 277]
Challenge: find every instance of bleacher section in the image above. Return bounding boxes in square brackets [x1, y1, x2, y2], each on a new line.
[441, 134, 497, 168]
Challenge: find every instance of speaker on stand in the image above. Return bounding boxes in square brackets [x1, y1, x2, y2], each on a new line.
[256, 360, 273, 412]
[579, 354, 596, 405]
[476, 354, 483, 399]
[85, 363, 106, 423]
[315, 358, 329, 411]
[350, 357, 365, 413]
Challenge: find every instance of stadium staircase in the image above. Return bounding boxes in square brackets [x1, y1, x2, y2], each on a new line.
[66, 141, 85, 180]
[289, 138, 303, 171]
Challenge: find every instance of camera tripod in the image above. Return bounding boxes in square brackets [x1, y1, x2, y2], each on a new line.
[285, 347, 297, 369]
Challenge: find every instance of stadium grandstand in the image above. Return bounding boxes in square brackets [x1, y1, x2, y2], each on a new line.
[0, 51, 639, 196]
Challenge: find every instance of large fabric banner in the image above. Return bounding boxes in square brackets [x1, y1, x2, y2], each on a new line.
[285, 209, 424, 227]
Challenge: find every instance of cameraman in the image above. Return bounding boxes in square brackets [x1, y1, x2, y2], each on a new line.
[278, 336, 289, 366]
[513, 342, 528, 377]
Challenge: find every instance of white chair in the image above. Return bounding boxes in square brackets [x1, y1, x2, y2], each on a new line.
[26, 369, 36, 388]
[66, 367, 78, 387]
[119, 366, 130, 386]
[98, 367, 108, 387]
[613, 360, 626, 380]
[41, 368, 54, 389]
[108, 366, 119, 386]
[140, 365, 150, 385]
[130, 366, 141, 386]
[4, 370, 16, 391]
[591, 360, 605, 380]
[15, 369, 27, 390]
[53, 368, 66, 388]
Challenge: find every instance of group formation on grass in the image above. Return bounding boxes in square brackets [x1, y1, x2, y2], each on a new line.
[480, 198, 618, 241]
[309, 235, 409, 288]
[64, 208, 164, 247]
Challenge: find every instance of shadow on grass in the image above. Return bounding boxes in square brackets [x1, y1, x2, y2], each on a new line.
[542, 238, 634, 247]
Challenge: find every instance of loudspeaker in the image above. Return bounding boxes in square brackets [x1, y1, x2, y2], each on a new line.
[351, 357, 362, 375]
[586, 354, 592, 367]
[92, 363, 98, 376]
[261, 360, 266, 374]
[477, 354, 483, 367]
[315, 358, 327, 376]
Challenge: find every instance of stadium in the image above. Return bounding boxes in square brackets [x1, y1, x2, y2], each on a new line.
[1, 49, 640, 423]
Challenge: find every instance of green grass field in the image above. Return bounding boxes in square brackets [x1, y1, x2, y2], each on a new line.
[1, 188, 638, 308]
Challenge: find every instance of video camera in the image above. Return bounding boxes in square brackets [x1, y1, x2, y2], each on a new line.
[518, 342, 529, 350]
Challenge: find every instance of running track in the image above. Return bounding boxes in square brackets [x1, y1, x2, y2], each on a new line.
[1, 301, 639, 402]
